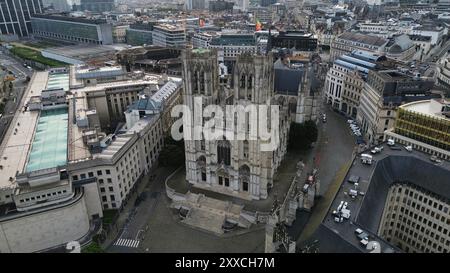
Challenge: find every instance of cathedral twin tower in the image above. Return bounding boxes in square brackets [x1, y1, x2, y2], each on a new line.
[181, 49, 289, 200]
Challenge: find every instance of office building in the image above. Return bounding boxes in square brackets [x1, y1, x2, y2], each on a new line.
[152, 24, 186, 48]
[324, 50, 386, 117]
[31, 14, 113, 45]
[126, 22, 154, 46]
[357, 70, 435, 144]
[304, 141, 450, 253]
[384, 99, 450, 160]
[330, 32, 388, 62]
[269, 31, 318, 52]
[0, 0, 43, 37]
[79, 0, 115, 13]
[209, 33, 256, 61]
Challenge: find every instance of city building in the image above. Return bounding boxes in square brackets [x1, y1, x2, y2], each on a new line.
[324, 50, 386, 117]
[410, 25, 446, 46]
[79, 0, 115, 13]
[330, 32, 388, 62]
[182, 49, 289, 200]
[152, 24, 186, 48]
[0, 0, 43, 37]
[384, 34, 415, 63]
[112, 25, 129, 44]
[0, 69, 102, 253]
[305, 141, 450, 253]
[192, 31, 219, 49]
[126, 22, 154, 46]
[268, 31, 318, 52]
[209, 0, 234, 12]
[209, 33, 256, 61]
[42, 0, 73, 12]
[0, 63, 184, 252]
[357, 70, 435, 144]
[41, 44, 117, 65]
[384, 99, 450, 160]
[436, 53, 450, 91]
[115, 45, 182, 75]
[31, 14, 114, 45]
[70, 69, 162, 130]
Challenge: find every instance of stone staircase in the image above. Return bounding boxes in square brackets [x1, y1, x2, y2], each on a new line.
[182, 208, 226, 235]
[175, 192, 253, 235]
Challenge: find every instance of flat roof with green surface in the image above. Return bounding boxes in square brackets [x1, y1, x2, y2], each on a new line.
[25, 108, 68, 173]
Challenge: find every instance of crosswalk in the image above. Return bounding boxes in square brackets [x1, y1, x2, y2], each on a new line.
[114, 238, 140, 248]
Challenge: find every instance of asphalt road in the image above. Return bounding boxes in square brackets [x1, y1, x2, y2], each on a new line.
[0, 50, 32, 143]
[316, 106, 358, 196]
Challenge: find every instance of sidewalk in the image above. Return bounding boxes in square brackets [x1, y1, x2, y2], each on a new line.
[100, 166, 173, 249]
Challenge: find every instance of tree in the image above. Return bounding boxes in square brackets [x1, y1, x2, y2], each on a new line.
[288, 120, 318, 151]
[81, 242, 105, 253]
[158, 137, 185, 167]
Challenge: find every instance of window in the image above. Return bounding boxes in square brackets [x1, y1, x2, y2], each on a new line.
[100, 187, 105, 193]
[99, 179, 104, 184]
[109, 187, 114, 192]
[106, 169, 111, 175]
[97, 170, 103, 176]
[201, 171, 206, 182]
[110, 195, 115, 201]
[107, 178, 112, 183]
[72, 175, 78, 181]
[88, 172, 94, 178]
[80, 174, 86, 179]
[102, 196, 107, 202]
[219, 176, 223, 185]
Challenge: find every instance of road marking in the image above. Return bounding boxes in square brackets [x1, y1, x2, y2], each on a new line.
[114, 238, 140, 248]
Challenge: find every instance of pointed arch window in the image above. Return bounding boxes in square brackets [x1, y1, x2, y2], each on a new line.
[217, 140, 231, 166]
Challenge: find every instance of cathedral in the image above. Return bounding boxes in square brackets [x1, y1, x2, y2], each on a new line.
[181, 48, 291, 200]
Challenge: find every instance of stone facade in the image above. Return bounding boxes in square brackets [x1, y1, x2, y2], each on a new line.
[182, 49, 289, 200]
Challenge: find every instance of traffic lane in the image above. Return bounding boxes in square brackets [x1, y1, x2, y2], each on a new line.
[0, 52, 32, 78]
[317, 107, 355, 195]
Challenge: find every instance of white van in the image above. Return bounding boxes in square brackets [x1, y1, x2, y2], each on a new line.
[361, 154, 373, 165]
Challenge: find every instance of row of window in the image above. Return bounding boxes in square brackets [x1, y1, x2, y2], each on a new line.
[19, 190, 68, 203]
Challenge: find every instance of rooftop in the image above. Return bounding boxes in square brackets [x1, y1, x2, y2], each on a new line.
[314, 142, 450, 253]
[151, 79, 182, 102]
[73, 76, 159, 93]
[338, 32, 388, 47]
[31, 14, 108, 25]
[400, 99, 450, 120]
[25, 108, 68, 173]
[0, 72, 49, 189]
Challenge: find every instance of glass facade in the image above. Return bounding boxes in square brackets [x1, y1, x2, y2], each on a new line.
[31, 15, 112, 44]
[0, 0, 43, 37]
[126, 28, 153, 46]
[394, 107, 450, 151]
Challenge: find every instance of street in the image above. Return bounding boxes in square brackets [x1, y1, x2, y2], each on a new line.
[0, 50, 32, 142]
